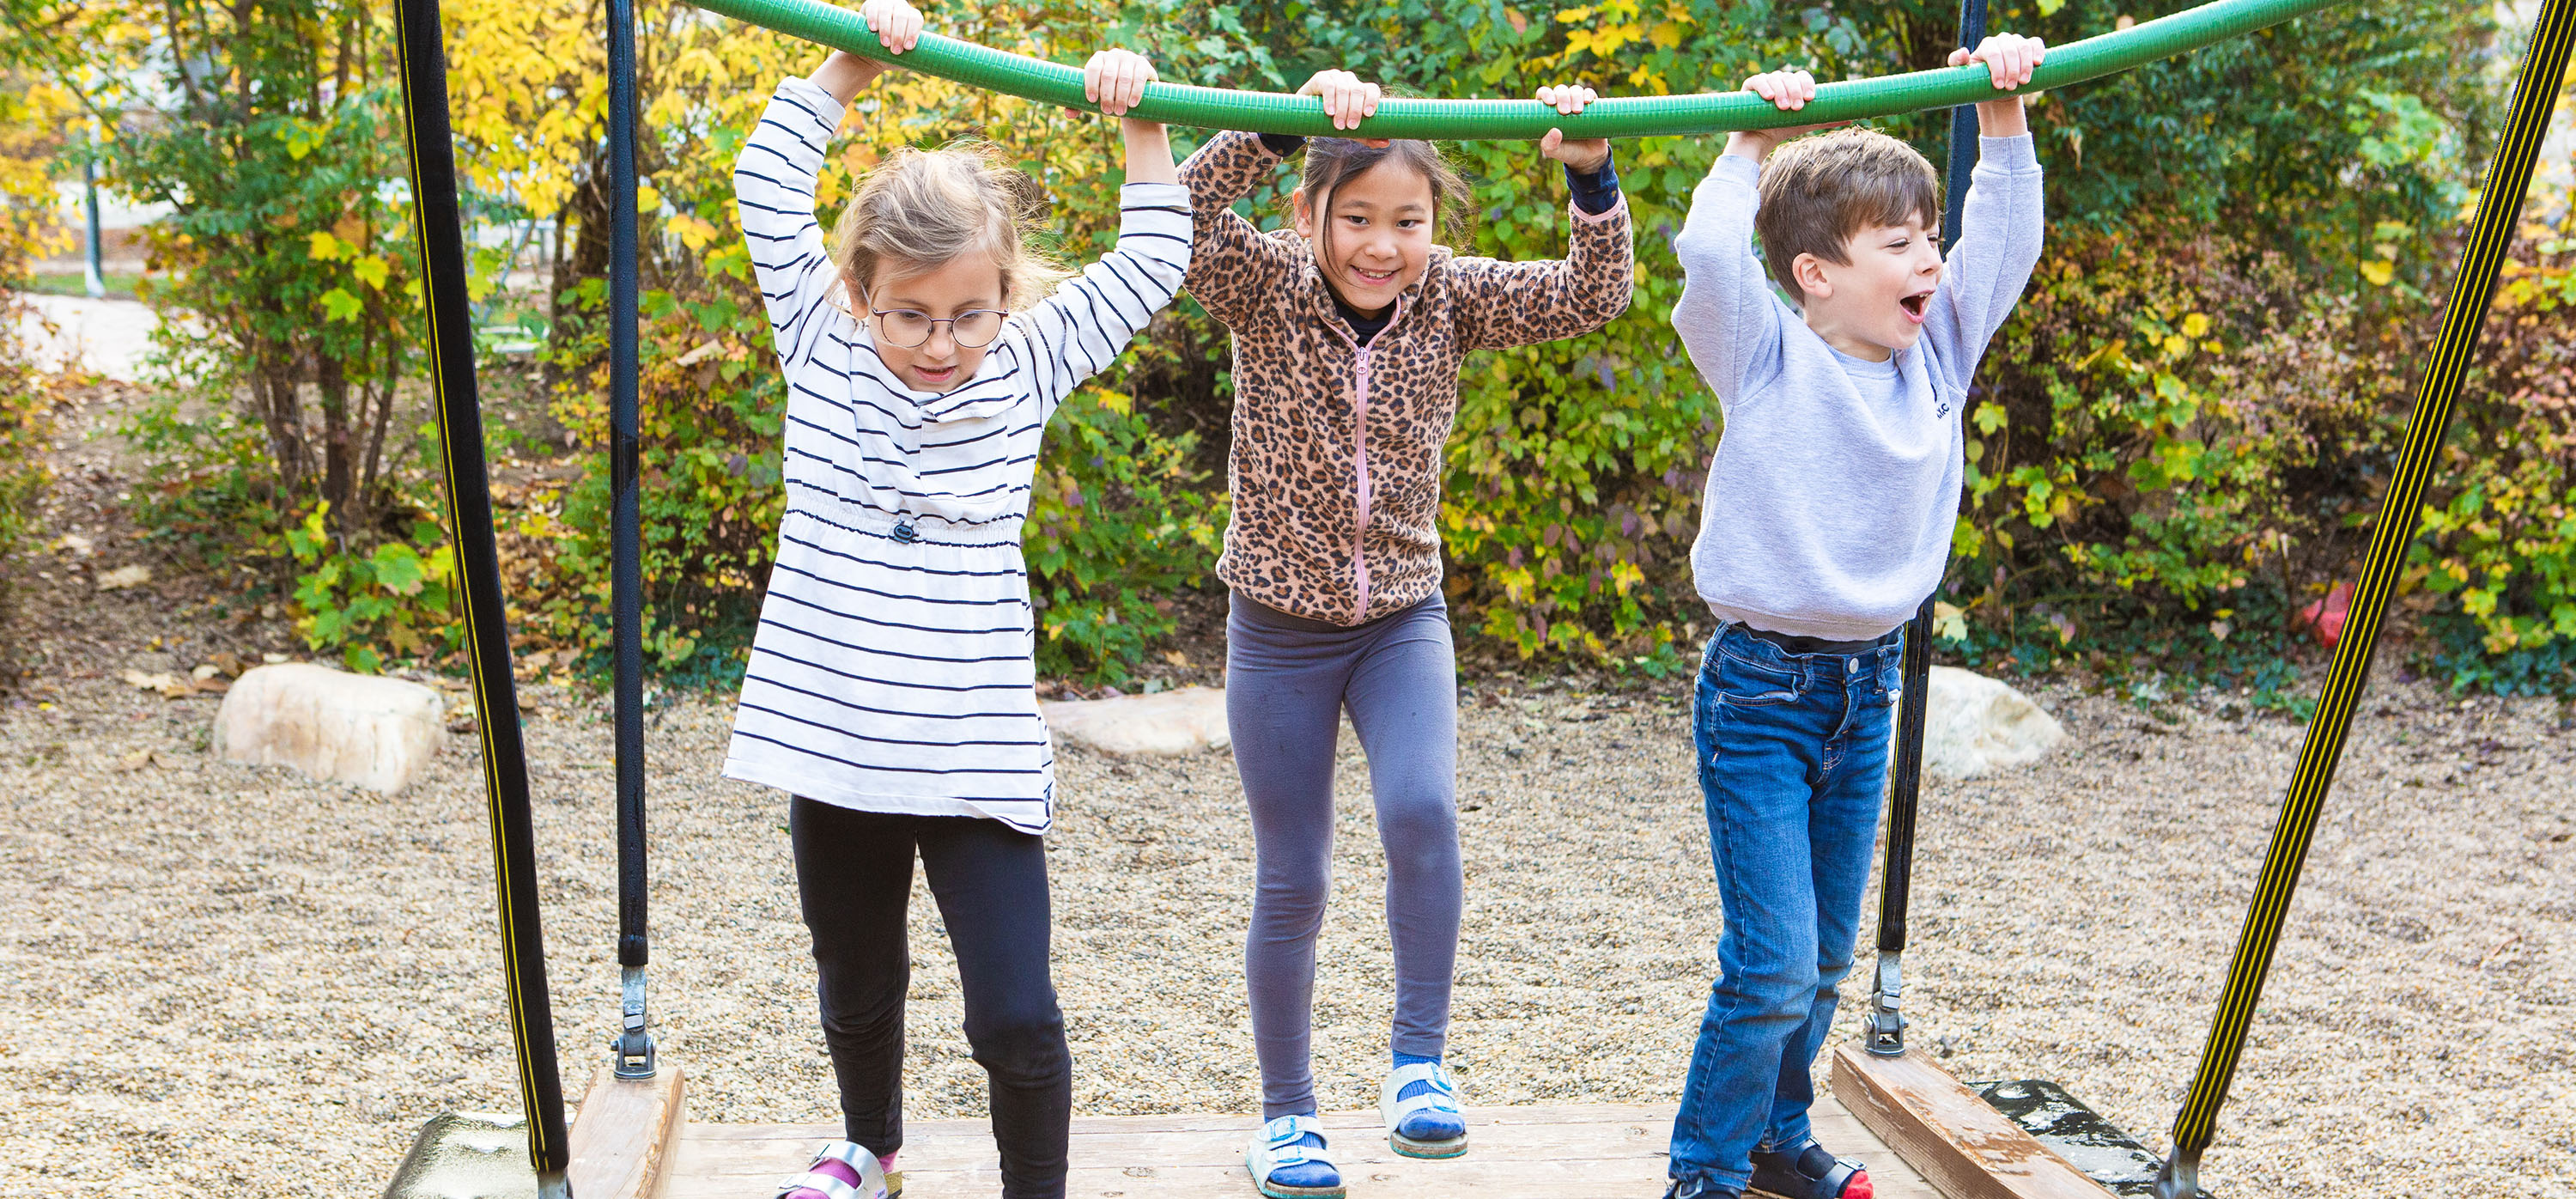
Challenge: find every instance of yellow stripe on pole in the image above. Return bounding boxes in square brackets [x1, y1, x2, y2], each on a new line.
[2160, 0, 2576, 1172]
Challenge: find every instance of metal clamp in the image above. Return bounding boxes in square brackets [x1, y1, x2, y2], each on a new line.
[1863, 950, 1906, 1056]
[612, 963, 657, 1079]
[2153, 1146, 2201, 1199]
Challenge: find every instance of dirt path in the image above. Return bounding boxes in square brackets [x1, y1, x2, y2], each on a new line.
[13, 294, 160, 383]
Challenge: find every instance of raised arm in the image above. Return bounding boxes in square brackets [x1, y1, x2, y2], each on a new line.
[1921, 136, 2043, 389]
[1452, 81, 1635, 350]
[976, 46, 1192, 419]
[1449, 198, 1632, 350]
[1668, 153, 1788, 406]
[1668, 68, 1831, 407]
[1176, 129, 1303, 326]
[1923, 33, 2048, 387]
[734, 0, 923, 369]
[734, 76, 854, 371]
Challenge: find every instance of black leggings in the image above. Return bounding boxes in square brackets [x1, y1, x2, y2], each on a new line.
[790, 798, 1069, 1199]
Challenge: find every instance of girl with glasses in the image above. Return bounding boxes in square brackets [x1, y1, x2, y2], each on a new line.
[728, 3, 1188, 1196]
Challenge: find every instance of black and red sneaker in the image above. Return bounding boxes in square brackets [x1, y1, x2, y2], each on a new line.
[1747, 1141, 1871, 1199]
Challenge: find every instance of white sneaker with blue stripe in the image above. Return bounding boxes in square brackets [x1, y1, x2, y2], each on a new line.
[1244, 1112, 1346, 1198]
[1379, 1060, 1468, 1159]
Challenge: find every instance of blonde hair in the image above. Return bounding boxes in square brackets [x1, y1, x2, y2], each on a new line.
[830, 141, 1069, 310]
[1754, 128, 1941, 306]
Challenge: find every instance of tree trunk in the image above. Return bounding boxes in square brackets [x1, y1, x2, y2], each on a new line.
[547, 150, 616, 394]
[317, 350, 355, 536]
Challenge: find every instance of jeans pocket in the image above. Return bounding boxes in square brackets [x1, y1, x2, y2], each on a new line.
[1713, 649, 1801, 707]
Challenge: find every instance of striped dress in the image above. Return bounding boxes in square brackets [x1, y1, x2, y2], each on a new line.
[722, 77, 1191, 834]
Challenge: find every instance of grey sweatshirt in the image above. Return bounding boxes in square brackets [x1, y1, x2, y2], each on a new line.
[1673, 135, 2044, 642]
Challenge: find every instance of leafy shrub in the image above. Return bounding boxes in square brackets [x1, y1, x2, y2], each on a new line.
[99, 1, 422, 544]
[2403, 216, 2576, 694]
[0, 310, 52, 661]
[1025, 378, 1227, 675]
[33, 0, 2575, 696]
[284, 502, 459, 673]
[0, 67, 73, 666]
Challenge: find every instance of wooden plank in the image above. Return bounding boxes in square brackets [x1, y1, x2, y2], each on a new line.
[1829, 1044, 2110, 1199]
[568, 1064, 688, 1199]
[677, 1104, 1683, 1142]
[662, 1099, 1935, 1199]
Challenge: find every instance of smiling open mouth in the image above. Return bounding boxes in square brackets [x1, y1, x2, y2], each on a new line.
[1900, 293, 1929, 321]
[1350, 266, 1398, 285]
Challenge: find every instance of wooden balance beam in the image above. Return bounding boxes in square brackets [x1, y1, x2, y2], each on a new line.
[568, 1065, 689, 1199]
[1829, 1044, 2112, 1199]
[562, 1094, 1938, 1199]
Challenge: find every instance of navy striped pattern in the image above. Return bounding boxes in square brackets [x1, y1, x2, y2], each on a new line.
[722, 78, 1190, 833]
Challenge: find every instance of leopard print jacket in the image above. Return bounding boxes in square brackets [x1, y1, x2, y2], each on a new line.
[1181, 129, 1634, 626]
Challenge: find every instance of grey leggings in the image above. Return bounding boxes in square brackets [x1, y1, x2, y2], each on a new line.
[1226, 590, 1461, 1118]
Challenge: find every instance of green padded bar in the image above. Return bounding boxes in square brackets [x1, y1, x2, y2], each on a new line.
[690, 0, 2348, 138]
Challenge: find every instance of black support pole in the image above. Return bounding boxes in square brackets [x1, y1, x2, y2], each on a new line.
[1867, 0, 1986, 1059]
[2155, 3, 2575, 1195]
[391, 0, 574, 1191]
[607, 0, 655, 1081]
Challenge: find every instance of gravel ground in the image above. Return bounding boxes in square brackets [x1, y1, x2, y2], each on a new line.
[3, 657, 2570, 1197]
[2, 393, 2571, 1197]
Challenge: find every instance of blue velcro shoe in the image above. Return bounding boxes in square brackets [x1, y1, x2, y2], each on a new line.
[1245, 1112, 1345, 1198]
[1378, 1060, 1467, 1159]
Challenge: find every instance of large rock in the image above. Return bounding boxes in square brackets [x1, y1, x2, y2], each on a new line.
[214, 663, 446, 793]
[1921, 665, 2066, 779]
[1042, 685, 1230, 758]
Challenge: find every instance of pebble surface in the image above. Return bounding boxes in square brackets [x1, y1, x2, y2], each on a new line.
[2, 663, 2569, 1197]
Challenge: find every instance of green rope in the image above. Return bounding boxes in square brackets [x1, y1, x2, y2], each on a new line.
[690, 0, 2348, 138]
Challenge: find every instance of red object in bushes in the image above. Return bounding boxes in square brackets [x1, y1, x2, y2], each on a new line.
[2298, 582, 2354, 648]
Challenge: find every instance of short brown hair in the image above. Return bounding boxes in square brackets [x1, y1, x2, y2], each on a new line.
[1753, 128, 1941, 305]
[830, 141, 1069, 310]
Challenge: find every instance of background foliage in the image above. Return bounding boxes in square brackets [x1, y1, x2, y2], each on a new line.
[5, 0, 2572, 694]
[0, 56, 76, 666]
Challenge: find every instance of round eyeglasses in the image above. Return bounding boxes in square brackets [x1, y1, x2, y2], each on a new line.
[859, 285, 1009, 350]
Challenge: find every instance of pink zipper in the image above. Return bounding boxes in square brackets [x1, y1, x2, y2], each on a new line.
[1319, 286, 1400, 624]
[1352, 346, 1374, 624]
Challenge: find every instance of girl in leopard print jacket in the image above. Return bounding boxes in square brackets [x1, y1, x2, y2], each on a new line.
[1181, 70, 1632, 1199]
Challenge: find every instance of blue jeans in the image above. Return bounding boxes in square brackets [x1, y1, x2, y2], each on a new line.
[1668, 624, 1902, 1193]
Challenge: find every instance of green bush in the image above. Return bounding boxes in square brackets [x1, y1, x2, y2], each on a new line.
[0, 66, 71, 668]
[47, 0, 2576, 696]
[0, 296, 49, 656]
[105, 1, 422, 545]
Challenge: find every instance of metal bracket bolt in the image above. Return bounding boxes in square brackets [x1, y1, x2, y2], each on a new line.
[1863, 950, 1906, 1056]
[612, 964, 656, 1079]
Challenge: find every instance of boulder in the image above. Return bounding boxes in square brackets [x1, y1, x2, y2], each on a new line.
[1042, 685, 1230, 758]
[214, 663, 446, 794]
[1921, 666, 2066, 779]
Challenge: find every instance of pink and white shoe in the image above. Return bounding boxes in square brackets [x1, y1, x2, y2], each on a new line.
[776, 1141, 897, 1199]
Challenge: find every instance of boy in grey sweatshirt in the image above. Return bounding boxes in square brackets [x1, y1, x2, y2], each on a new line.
[1658, 36, 2049, 1199]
